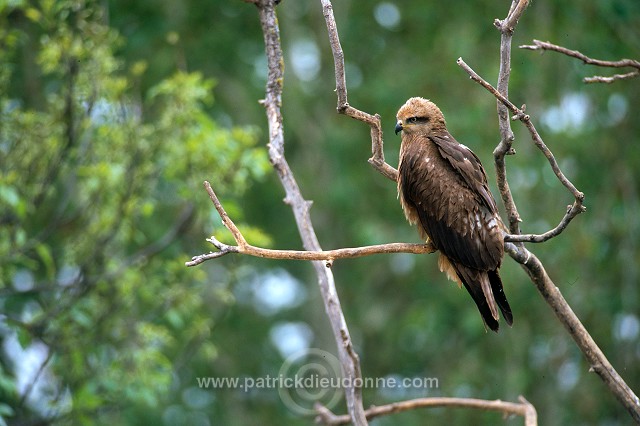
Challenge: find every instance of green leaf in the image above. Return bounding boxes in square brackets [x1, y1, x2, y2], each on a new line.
[16, 328, 31, 349]
[35, 244, 55, 282]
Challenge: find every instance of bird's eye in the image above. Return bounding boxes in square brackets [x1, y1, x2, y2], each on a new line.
[408, 117, 418, 123]
[407, 116, 427, 124]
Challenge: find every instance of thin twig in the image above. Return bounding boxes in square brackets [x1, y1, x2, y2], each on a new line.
[503, 202, 585, 243]
[584, 71, 639, 84]
[203, 181, 247, 248]
[316, 395, 537, 426]
[17, 348, 54, 409]
[520, 40, 640, 84]
[496, 0, 530, 33]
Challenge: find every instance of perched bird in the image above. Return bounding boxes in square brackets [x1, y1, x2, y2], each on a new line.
[395, 97, 512, 332]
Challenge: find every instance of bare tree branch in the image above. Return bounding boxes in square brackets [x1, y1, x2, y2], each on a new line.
[492, 0, 529, 235]
[188, 236, 433, 265]
[521, 39, 640, 68]
[185, 182, 434, 267]
[315, 395, 537, 426]
[497, 0, 530, 32]
[520, 39, 640, 84]
[321, 0, 397, 182]
[251, 1, 368, 424]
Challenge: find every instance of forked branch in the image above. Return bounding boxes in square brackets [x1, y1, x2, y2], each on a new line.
[520, 39, 640, 84]
[456, 57, 586, 243]
[321, 0, 397, 182]
[185, 182, 434, 267]
[489, 3, 640, 421]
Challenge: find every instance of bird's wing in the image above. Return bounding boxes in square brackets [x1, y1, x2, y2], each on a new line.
[399, 138, 502, 270]
[429, 133, 498, 213]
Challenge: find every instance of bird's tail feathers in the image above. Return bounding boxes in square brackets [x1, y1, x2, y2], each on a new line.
[480, 273, 499, 322]
[453, 262, 512, 332]
[488, 269, 513, 326]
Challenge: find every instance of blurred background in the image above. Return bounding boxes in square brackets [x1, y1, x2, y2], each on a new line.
[1, 0, 639, 424]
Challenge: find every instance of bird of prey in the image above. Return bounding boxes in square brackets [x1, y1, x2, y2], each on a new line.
[395, 97, 512, 332]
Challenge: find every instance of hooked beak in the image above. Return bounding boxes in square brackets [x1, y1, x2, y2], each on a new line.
[394, 121, 403, 135]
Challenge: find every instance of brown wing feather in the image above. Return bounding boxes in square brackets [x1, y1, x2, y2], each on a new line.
[399, 134, 502, 270]
[430, 133, 497, 213]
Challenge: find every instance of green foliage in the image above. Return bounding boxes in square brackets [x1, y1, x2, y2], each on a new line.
[0, 0, 269, 424]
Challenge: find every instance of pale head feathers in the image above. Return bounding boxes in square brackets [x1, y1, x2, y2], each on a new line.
[395, 97, 447, 135]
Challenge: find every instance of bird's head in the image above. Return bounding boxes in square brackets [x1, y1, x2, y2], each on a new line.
[395, 97, 447, 136]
